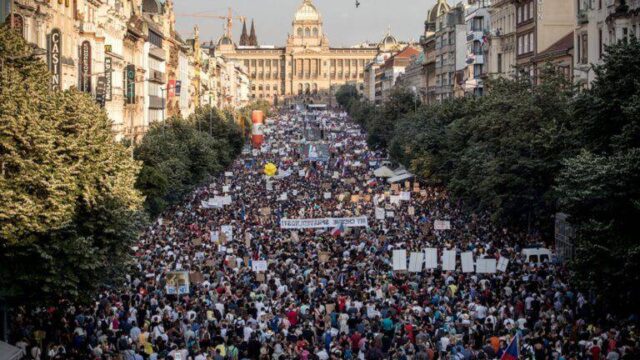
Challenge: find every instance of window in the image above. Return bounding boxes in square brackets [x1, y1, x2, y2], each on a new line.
[297, 27, 303, 37]
[497, 53, 503, 73]
[580, 33, 588, 64]
[305, 27, 311, 37]
[474, 64, 483, 78]
[598, 29, 603, 58]
[313, 27, 319, 37]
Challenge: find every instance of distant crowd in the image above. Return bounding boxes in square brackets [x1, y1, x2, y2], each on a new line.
[10, 109, 638, 360]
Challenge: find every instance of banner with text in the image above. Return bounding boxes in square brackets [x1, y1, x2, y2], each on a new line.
[280, 216, 369, 229]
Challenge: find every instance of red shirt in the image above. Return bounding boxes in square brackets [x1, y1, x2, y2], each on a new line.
[287, 310, 298, 326]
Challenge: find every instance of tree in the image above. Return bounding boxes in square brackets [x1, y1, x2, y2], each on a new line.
[335, 84, 359, 108]
[0, 26, 143, 304]
[557, 38, 640, 313]
[366, 87, 419, 150]
[134, 114, 241, 217]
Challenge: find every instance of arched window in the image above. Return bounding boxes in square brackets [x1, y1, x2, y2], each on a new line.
[305, 83, 310, 95]
[313, 27, 319, 37]
[297, 27, 303, 37]
[305, 27, 311, 37]
[298, 83, 303, 95]
[312, 83, 318, 94]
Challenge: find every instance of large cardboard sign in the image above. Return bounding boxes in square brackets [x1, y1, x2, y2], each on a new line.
[392, 250, 407, 271]
[461, 251, 474, 273]
[442, 250, 456, 271]
[280, 216, 369, 229]
[408, 252, 424, 272]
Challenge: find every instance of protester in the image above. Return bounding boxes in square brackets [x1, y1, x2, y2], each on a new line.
[10, 109, 638, 360]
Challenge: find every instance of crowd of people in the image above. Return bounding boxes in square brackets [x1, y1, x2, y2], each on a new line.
[9, 109, 639, 360]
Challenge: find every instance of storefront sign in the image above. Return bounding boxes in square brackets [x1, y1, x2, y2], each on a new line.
[95, 76, 106, 108]
[104, 57, 112, 101]
[80, 41, 92, 93]
[48, 28, 62, 90]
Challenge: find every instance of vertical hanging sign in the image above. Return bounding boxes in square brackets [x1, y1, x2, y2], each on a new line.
[48, 28, 62, 90]
[95, 76, 107, 108]
[125, 64, 136, 104]
[80, 40, 92, 93]
[104, 57, 112, 101]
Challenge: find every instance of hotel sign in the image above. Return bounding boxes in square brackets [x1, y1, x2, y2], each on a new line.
[48, 28, 62, 90]
[80, 40, 92, 93]
[104, 57, 112, 101]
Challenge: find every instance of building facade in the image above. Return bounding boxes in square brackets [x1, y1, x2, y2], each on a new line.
[433, 2, 467, 101]
[488, 0, 517, 78]
[462, 0, 492, 96]
[215, 0, 382, 104]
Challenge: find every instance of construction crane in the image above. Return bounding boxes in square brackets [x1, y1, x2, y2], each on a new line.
[177, 7, 246, 39]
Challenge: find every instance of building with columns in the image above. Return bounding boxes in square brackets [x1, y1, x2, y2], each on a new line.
[214, 0, 385, 104]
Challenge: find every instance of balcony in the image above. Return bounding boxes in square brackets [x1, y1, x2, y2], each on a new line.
[149, 69, 165, 84]
[467, 31, 484, 42]
[577, 9, 589, 24]
[148, 95, 164, 110]
[466, 54, 484, 65]
[79, 21, 97, 34]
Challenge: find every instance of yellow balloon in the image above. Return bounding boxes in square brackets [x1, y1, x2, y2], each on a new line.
[264, 163, 277, 176]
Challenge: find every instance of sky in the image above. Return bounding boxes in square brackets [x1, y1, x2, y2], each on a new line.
[175, 0, 437, 47]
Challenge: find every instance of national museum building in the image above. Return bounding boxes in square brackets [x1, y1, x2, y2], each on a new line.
[214, 0, 400, 104]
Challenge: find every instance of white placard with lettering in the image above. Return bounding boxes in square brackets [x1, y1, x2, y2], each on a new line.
[497, 257, 509, 272]
[442, 250, 456, 271]
[476, 258, 497, 273]
[221, 225, 233, 242]
[252, 260, 268, 272]
[392, 250, 407, 271]
[461, 251, 474, 273]
[408, 252, 424, 272]
[434, 220, 451, 230]
[424, 248, 438, 269]
[375, 207, 385, 220]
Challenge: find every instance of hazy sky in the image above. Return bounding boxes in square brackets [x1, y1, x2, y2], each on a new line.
[175, 0, 437, 47]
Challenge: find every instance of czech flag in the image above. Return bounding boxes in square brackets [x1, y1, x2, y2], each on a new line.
[331, 223, 345, 237]
[501, 334, 520, 360]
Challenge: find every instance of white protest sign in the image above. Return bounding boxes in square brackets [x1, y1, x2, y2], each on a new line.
[424, 248, 438, 269]
[434, 220, 451, 230]
[408, 252, 424, 272]
[389, 195, 401, 206]
[210, 231, 219, 242]
[497, 257, 509, 272]
[461, 251, 474, 273]
[386, 211, 395, 218]
[392, 250, 407, 271]
[442, 250, 456, 271]
[280, 216, 369, 229]
[222, 185, 230, 193]
[476, 258, 497, 273]
[266, 181, 273, 191]
[299, 170, 306, 177]
[223, 195, 232, 205]
[323, 192, 332, 199]
[252, 260, 268, 273]
[221, 225, 233, 242]
[278, 193, 288, 201]
[225, 172, 233, 177]
[375, 207, 385, 220]
[400, 192, 411, 201]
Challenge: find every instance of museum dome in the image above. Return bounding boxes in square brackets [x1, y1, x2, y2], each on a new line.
[294, 0, 321, 22]
[427, 0, 451, 24]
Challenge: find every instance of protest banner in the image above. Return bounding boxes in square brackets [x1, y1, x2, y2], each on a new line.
[165, 271, 189, 295]
[442, 250, 456, 271]
[408, 252, 424, 272]
[424, 248, 438, 269]
[252, 260, 268, 272]
[434, 220, 451, 230]
[392, 250, 407, 271]
[221, 225, 233, 242]
[497, 257, 509, 272]
[280, 216, 369, 229]
[461, 251, 474, 273]
[476, 258, 497, 273]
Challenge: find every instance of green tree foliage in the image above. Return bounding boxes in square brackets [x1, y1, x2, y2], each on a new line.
[335, 84, 360, 108]
[134, 113, 242, 217]
[0, 26, 143, 304]
[365, 87, 420, 150]
[556, 38, 640, 313]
